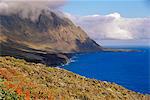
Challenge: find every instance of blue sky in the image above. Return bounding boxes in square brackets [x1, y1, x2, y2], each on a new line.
[63, 0, 150, 18]
[62, 0, 150, 46]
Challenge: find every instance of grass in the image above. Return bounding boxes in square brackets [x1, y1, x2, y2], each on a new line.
[0, 56, 149, 100]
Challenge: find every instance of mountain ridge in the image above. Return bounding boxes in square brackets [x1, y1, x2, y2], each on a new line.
[0, 11, 102, 66]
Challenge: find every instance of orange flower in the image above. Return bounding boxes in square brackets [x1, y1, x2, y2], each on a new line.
[16, 87, 23, 95]
[25, 90, 30, 100]
[48, 94, 54, 100]
[28, 82, 35, 87]
[8, 83, 15, 89]
[4, 81, 9, 86]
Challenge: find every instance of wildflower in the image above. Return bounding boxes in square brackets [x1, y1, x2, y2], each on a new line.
[25, 90, 30, 100]
[8, 83, 15, 89]
[16, 87, 23, 95]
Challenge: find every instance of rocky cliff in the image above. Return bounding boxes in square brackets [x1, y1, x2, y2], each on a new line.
[0, 11, 102, 66]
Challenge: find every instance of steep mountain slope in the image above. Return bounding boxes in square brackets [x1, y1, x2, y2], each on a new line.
[0, 56, 149, 100]
[0, 11, 102, 65]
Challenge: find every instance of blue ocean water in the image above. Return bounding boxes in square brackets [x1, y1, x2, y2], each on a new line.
[63, 47, 150, 94]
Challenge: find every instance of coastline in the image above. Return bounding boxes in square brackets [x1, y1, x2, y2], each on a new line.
[102, 48, 142, 52]
[62, 47, 149, 94]
[60, 47, 143, 66]
[0, 56, 149, 99]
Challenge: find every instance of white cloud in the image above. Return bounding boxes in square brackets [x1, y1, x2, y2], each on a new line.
[0, 0, 66, 20]
[65, 12, 150, 43]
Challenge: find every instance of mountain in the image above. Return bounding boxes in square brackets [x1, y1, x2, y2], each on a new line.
[0, 56, 148, 100]
[0, 11, 102, 66]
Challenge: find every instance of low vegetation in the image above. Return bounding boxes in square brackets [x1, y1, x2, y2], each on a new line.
[0, 56, 149, 100]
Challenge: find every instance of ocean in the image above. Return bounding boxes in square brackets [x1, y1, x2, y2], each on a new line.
[63, 47, 150, 94]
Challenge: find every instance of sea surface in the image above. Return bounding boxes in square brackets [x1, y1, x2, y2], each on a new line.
[63, 47, 150, 94]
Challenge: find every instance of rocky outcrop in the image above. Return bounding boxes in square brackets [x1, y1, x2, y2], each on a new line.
[0, 11, 102, 65]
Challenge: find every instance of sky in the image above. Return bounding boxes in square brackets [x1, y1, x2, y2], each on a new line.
[63, 0, 150, 47]
[63, 0, 150, 18]
[0, 0, 149, 46]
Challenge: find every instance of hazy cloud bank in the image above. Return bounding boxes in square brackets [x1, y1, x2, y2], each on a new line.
[66, 12, 150, 42]
[0, 0, 66, 20]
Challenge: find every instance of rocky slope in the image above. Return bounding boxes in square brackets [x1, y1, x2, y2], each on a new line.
[0, 11, 102, 65]
[0, 56, 149, 100]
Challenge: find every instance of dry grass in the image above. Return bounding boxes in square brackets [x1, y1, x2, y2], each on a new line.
[0, 56, 149, 100]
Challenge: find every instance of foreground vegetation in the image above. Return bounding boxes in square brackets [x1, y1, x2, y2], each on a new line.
[0, 56, 149, 100]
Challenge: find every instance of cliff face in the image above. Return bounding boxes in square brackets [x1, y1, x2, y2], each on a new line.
[0, 11, 102, 65]
[0, 57, 148, 100]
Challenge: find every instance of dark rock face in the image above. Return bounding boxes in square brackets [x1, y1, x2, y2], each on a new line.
[0, 11, 102, 66]
[0, 39, 72, 66]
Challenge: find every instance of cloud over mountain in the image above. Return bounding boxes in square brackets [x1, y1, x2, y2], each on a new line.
[0, 0, 66, 20]
[66, 12, 150, 42]
[0, 0, 149, 46]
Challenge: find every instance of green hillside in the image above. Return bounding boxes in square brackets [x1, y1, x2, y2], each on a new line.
[0, 56, 149, 100]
